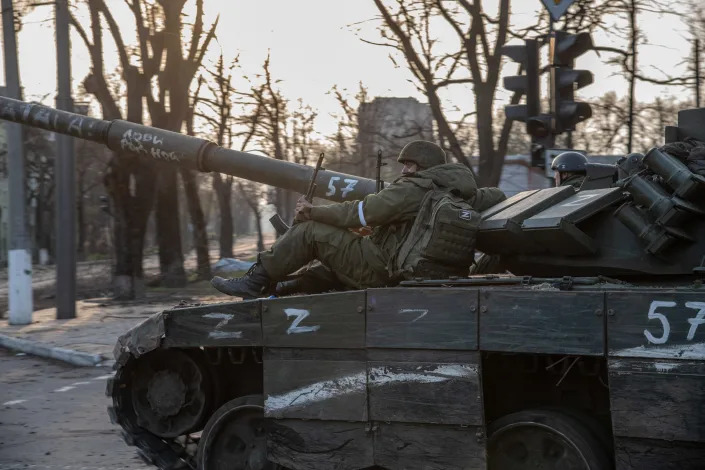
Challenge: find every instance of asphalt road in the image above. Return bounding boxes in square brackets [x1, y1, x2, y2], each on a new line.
[0, 348, 151, 470]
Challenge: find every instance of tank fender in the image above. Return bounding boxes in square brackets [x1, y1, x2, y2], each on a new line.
[113, 312, 166, 366]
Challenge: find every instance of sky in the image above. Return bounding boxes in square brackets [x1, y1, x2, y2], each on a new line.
[1, 0, 697, 139]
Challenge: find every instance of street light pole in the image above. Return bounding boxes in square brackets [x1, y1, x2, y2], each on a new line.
[55, 0, 76, 319]
[2, 0, 33, 324]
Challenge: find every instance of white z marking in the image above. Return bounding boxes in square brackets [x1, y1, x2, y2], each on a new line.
[399, 308, 429, 322]
[204, 313, 243, 339]
[284, 308, 320, 334]
[562, 193, 599, 207]
[685, 301, 705, 341]
[643, 300, 675, 345]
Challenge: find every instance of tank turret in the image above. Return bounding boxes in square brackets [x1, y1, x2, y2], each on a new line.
[3, 96, 705, 279]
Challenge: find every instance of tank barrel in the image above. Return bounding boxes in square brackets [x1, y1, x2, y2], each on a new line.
[0, 96, 377, 202]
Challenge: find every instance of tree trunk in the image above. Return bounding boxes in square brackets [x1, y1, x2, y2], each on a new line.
[253, 206, 264, 252]
[155, 165, 186, 287]
[627, 0, 637, 153]
[213, 173, 234, 258]
[475, 90, 501, 187]
[180, 168, 211, 280]
[105, 153, 154, 299]
[77, 177, 86, 261]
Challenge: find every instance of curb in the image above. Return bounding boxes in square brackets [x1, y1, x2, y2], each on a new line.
[0, 333, 106, 367]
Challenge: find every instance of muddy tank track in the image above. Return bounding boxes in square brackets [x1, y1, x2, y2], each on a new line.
[107, 360, 197, 470]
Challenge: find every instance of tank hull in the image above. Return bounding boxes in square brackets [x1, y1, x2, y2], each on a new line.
[109, 280, 705, 469]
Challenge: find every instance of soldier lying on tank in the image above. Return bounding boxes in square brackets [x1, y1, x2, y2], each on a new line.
[210, 140, 506, 299]
[551, 151, 588, 189]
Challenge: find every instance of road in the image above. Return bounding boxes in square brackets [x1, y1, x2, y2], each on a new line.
[0, 349, 151, 470]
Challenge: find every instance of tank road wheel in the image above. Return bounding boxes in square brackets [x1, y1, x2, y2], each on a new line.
[131, 349, 213, 438]
[487, 409, 611, 470]
[197, 395, 281, 470]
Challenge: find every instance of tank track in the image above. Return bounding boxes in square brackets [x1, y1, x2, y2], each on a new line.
[106, 361, 197, 470]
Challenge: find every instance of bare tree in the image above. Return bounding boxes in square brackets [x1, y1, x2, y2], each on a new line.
[184, 78, 211, 280]
[195, 54, 239, 259]
[369, 0, 518, 186]
[71, 0, 216, 294]
[75, 138, 110, 261]
[687, 0, 705, 106]
[288, 98, 318, 167]
[559, 0, 693, 153]
[235, 54, 293, 221]
[327, 83, 368, 174]
[571, 92, 630, 154]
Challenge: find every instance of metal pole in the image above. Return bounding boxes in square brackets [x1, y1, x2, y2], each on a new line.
[696, 39, 701, 108]
[55, 0, 76, 319]
[2, 0, 33, 324]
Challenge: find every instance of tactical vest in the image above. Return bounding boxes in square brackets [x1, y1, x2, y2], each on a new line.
[389, 186, 481, 280]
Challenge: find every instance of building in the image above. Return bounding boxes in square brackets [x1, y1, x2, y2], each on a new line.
[356, 97, 434, 181]
[497, 154, 553, 197]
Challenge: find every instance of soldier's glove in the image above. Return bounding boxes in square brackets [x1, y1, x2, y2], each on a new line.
[294, 197, 313, 223]
[294, 206, 312, 223]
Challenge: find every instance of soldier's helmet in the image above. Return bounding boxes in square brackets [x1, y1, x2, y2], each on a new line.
[551, 151, 588, 174]
[397, 141, 447, 169]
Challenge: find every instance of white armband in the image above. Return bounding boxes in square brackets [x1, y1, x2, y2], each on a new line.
[357, 201, 367, 226]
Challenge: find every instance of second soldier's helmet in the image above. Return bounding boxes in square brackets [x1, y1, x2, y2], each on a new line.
[397, 141, 447, 170]
[551, 151, 588, 173]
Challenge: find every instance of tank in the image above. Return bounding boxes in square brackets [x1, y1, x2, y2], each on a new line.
[2, 96, 705, 470]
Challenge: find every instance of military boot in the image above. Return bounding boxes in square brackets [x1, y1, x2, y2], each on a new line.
[210, 263, 272, 299]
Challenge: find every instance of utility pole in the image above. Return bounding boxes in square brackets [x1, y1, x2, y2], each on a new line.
[55, 0, 76, 319]
[696, 39, 701, 108]
[2, 0, 33, 324]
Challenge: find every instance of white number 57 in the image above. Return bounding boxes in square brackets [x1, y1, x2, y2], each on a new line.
[643, 300, 674, 344]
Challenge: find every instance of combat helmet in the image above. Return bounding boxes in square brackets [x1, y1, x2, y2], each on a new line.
[397, 140, 447, 169]
[551, 151, 588, 173]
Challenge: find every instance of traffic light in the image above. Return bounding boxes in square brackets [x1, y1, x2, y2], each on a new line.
[501, 39, 540, 124]
[550, 32, 594, 133]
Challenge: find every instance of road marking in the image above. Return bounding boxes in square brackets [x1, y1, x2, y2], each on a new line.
[92, 374, 114, 380]
[71, 381, 91, 386]
[2, 399, 27, 406]
[54, 386, 75, 393]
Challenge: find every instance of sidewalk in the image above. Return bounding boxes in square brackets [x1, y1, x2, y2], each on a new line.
[0, 235, 274, 367]
[0, 283, 226, 367]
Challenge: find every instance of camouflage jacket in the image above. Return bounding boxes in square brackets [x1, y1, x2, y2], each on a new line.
[309, 163, 506, 262]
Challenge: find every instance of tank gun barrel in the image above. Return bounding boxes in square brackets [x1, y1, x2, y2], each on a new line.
[0, 96, 376, 202]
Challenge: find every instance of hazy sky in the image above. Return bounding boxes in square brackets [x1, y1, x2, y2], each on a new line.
[2, 0, 695, 138]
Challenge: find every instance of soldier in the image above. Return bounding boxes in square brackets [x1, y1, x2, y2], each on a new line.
[211, 140, 506, 298]
[551, 151, 588, 189]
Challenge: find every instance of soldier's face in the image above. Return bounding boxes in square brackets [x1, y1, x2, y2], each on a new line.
[402, 162, 418, 175]
[554, 171, 569, 186]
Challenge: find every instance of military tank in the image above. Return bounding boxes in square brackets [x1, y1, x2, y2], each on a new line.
[2, 96, 705, 470]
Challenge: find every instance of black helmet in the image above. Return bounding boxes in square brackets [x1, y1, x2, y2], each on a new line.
[397, 141, 447, 169]
[551, 151, 588, 173]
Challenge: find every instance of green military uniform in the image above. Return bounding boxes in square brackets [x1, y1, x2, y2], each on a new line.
[561, 174, 585, 190]
[259, 163, 506, 289]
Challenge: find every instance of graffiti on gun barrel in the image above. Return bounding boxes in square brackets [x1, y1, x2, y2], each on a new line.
[326, 177, 359, 198]
[120, 129, 181, 162]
